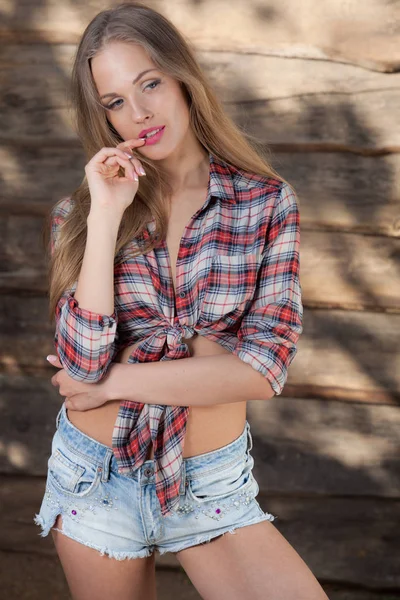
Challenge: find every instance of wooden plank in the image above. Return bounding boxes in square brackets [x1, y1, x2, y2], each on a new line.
[300, 231, 400, 312]
[258, 494, 400, 590]
[1, 373, 399, 501]
[2, 476, 398, 590]
[0, 1, 398, 70]
[0, 215, 49, 293]
[2, 214, 400, 311]
[0, 145, 85, 211]
[0, 553, 71, 600]
[1, 46, 400, 146]
[248, 397, 400, 498]
[270, 152, 400, 238]
[287, 309, 400, 403]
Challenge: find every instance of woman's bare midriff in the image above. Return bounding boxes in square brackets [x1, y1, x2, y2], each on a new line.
[66, 333, 247, 460]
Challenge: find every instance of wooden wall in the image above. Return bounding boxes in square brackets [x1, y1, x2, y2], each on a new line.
[0, 1, 399, 597]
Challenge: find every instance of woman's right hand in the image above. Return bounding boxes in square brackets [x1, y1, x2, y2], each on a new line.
[85, 137, 147, 218]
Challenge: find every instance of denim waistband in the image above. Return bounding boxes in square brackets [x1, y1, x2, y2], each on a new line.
[54, 402, 253, 488]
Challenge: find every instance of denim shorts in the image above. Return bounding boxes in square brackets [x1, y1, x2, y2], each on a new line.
[34, 402, 277, 560]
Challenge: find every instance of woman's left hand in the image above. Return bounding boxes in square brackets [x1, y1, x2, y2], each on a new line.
[48, 355, 112, 411]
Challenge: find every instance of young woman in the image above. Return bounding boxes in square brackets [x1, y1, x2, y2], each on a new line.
[34, 2, 328, 599]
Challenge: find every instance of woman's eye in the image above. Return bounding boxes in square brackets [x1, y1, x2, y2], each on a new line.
[144, 79, 161, 91]
[107, 98, 123, 110]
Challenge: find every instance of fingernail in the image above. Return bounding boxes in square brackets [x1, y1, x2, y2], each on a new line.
[123, 151, 133, 159]
[133, 173, 139, 181]
[139, 166, 146, 175]
[47, 355, 57, 363]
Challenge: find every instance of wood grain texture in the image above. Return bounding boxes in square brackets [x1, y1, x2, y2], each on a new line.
[1, 45, 400, 146]
[300, 231, 400, 312]
[258, 494, 400, 590]
[0, 0, 398, 70]
[287, 309, 400, 402]
[248, 397, 400, 498]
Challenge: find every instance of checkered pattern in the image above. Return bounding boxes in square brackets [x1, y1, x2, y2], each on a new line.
[51, 152, 303, 516]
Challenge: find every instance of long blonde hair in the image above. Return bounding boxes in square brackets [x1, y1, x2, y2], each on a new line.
[44, 1, 294, 321]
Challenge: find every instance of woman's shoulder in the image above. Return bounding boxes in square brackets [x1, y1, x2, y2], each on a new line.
[227, 164, 297, 213]
[225, 161, 285, 197]
[51, 195, 75, 221]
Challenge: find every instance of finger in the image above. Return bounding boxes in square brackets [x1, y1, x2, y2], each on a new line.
[118, 137, 147, 150]
[121, 153, 146, 178]
[103, 156, 119, 168]
[97, 154, 138, 181]
[86, 146, 141, 169]
[66, 395, 92, 412]
[114, 155, 139, 182]
[125, 155, 146, 177]
[47, 356, 62, 367]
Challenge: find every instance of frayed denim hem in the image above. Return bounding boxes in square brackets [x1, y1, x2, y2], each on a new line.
[33, 512, 154, 561]
[157, 509, 277, 556]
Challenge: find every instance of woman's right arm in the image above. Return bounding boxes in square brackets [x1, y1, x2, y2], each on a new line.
[53, 138, 146, 383]
[54, 208, 121, 383]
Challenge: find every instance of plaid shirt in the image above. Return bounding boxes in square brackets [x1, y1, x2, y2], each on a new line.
[51, 152, 303, 517]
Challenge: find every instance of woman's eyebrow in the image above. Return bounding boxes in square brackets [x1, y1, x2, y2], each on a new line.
[99, 68, 159, 100]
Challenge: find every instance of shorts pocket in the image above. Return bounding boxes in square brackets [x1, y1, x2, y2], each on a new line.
[186, 453, 257, 504]
[47, 436, 101, 498]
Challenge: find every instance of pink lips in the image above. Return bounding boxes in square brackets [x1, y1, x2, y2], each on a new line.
[140, 126, 165, 146]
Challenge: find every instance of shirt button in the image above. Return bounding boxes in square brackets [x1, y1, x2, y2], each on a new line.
[179, 291, 186, 298]
[144, 467, 154, 477]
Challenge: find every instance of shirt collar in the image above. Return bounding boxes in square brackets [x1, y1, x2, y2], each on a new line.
[208, 152, 236, 204]
[141, 152, 236, 242]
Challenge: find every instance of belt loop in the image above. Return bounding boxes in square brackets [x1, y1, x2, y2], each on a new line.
[179, 460, 186, 495]
[101, 450, 112, 483]
[246, 421, 253, 453]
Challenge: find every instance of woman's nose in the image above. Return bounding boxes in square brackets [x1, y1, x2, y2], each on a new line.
[128, 96, 151, 123]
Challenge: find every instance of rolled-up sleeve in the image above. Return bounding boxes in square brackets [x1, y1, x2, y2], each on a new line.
[232, 182, 303, 395]
[51, 197, 119, 382]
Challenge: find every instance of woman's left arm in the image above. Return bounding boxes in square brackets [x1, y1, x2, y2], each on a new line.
[107, 352, 276, 407]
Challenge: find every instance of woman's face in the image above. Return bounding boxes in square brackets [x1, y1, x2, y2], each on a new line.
[91, 42, 191, 160]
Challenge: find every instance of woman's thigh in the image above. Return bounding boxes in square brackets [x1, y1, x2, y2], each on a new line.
[51, 516, 157, 600]
[175, 519, 328, 600]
